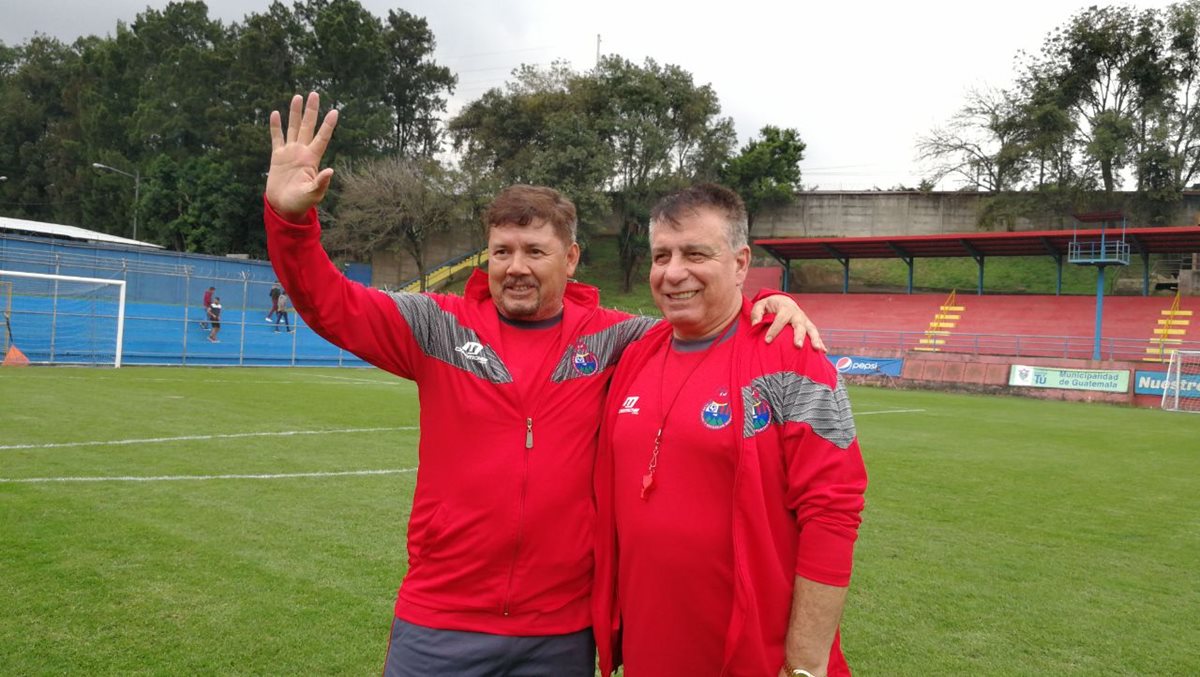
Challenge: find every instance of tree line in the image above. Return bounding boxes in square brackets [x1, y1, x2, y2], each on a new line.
[919, 1, 1200, 227]
[0, 0, 804, 290]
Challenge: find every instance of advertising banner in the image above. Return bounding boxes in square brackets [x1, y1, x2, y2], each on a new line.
[828, 354, 903, 377]
[1134, 370, 1200, 398]
[1008, 365, 1129, 393]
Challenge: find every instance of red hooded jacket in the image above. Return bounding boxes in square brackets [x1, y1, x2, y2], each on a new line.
[593, 299, 867, 675]
[265, 202, 655, 635]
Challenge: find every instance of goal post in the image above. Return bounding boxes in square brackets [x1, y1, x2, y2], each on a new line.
[1, 279, 11, 353]
[0, 270, 127, 367]
[1160, 349, 1200, 413]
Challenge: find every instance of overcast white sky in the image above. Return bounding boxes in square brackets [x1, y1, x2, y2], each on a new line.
[0, 0, 1181, 189]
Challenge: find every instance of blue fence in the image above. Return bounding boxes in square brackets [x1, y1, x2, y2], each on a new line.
[1, 233, 367, 368]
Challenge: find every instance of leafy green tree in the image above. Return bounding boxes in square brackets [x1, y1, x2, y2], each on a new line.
[124, 2, 232, 156]
[721, 125, 805, 230]
[591, 56, 734, 291]
[1155, 0, 1200, 190]
[0, 0, 460, 257]
[292, 0, 392, 159]
[929, 4, 1200, 226]
[449, 61, 615, 238]
[383, 9, 456, 157]
[139, 154, 247, 252]
[0, 36, 81, 224]
[1033, 5, 1152, 193]
[1012, 74, 1079, 191]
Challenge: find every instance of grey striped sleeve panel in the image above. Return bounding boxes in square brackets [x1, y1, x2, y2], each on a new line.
[387, 293, 513, 384]
[743, 372, 856, 448]
[550, 315, 660, 382]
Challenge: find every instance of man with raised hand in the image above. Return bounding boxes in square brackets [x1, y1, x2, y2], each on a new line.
[595, 183, 867, 677]
[264, 92, 824, 677]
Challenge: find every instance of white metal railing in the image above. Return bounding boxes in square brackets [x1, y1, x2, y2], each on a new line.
[824, 328, 1200, 362]
[1068, 239, 1131, 265]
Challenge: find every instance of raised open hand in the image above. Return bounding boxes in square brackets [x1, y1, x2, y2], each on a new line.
[265, 92, 339, 221]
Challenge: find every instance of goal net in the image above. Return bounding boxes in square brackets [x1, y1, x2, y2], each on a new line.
[0, 270, 127, 367]
[1160, 349, 1200, 413]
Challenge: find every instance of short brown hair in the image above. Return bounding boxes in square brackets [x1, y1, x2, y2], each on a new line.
[484, 185, 577, 245]
[649, 182, 748, 250]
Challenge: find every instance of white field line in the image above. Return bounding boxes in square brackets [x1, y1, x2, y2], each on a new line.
[309, 373, 400, 385]
[855, 408, 927, 416]
[0, 468, 419, 484]
[23, 375, 399, 386]
[0, 426, 418, 451]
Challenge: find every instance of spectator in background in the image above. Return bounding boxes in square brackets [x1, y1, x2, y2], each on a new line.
[268, 282, 282, 322]
[207, 297, 222, 343]
[274, 291, 292, 333]
[200, 286, 215, 330]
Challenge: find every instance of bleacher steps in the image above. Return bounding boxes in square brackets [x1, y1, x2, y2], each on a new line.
[915, 291, 962, 352]
[1143, 292, 1190, 362]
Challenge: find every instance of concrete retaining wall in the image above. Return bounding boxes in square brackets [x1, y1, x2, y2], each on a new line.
[750, 191, 1200, 239]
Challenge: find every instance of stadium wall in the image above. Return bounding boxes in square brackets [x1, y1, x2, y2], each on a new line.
[749, 190, 1200, 239]
[832, 349, 1172, 408]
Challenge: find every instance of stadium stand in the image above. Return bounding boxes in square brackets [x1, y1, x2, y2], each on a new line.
[742, 266, 782, 298]
[783, 288, 1200, 361]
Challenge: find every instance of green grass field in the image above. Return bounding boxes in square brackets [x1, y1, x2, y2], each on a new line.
[2, 367, 1198, 675]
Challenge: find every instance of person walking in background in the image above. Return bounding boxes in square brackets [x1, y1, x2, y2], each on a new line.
[207, 297, 222, 343]
[268, 281, 282, 322]
[200, 286, 215, 330]
[274, 291, 292, 333]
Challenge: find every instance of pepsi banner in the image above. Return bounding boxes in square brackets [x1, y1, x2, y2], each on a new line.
[1134, 370, 1200, 398]
[828, 354, 903, 377]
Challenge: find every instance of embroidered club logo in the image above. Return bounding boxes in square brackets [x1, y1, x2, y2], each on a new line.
[748, 387, 772, 433]
[571, 341, 599, 376]
[701, 388, 733, 429]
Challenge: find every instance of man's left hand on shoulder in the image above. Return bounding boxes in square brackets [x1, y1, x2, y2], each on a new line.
[750, 294, 826, 351]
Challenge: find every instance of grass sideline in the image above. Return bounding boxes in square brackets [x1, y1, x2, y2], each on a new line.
[2, 367, 1198, 674]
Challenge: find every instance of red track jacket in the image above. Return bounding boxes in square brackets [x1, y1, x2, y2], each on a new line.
[594, 299, 868, 675]
[265, 202, 656, 635]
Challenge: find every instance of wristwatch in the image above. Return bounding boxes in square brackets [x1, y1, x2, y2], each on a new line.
[784, 665, 817, 677]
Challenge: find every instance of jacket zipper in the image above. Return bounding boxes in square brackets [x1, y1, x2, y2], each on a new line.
[503, 417, 533, 616]
[499, 306, 595, 617]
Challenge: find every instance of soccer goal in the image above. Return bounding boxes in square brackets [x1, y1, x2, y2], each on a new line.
[1160, 349, 1200, 413]
[0, 270, 127, 367]
[1, 279, 11, 354]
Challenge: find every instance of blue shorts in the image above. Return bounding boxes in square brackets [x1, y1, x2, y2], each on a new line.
[382, 618, 594, 677]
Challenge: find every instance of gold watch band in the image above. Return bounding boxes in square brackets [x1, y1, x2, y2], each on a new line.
[784, 665, 817, 677]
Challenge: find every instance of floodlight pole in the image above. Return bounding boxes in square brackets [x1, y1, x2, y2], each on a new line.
[92, 162, 141, 241]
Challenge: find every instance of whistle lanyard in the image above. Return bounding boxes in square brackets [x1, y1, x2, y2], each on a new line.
[640, 322, 735, 499]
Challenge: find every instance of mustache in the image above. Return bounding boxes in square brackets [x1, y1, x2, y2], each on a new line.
[503, 277, 538, 289]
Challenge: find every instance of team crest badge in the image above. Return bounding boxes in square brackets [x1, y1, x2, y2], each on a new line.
[701, 388, 733, 429]
[571, 341, 599, 376]
[748, 387, 772, 433]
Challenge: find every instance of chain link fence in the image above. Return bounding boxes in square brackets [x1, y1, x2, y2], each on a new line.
[1, 234, 365, 367]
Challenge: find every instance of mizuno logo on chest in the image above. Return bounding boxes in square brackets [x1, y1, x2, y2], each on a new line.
[619, 396, 641, 415]
[455, 341, 489, 364]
